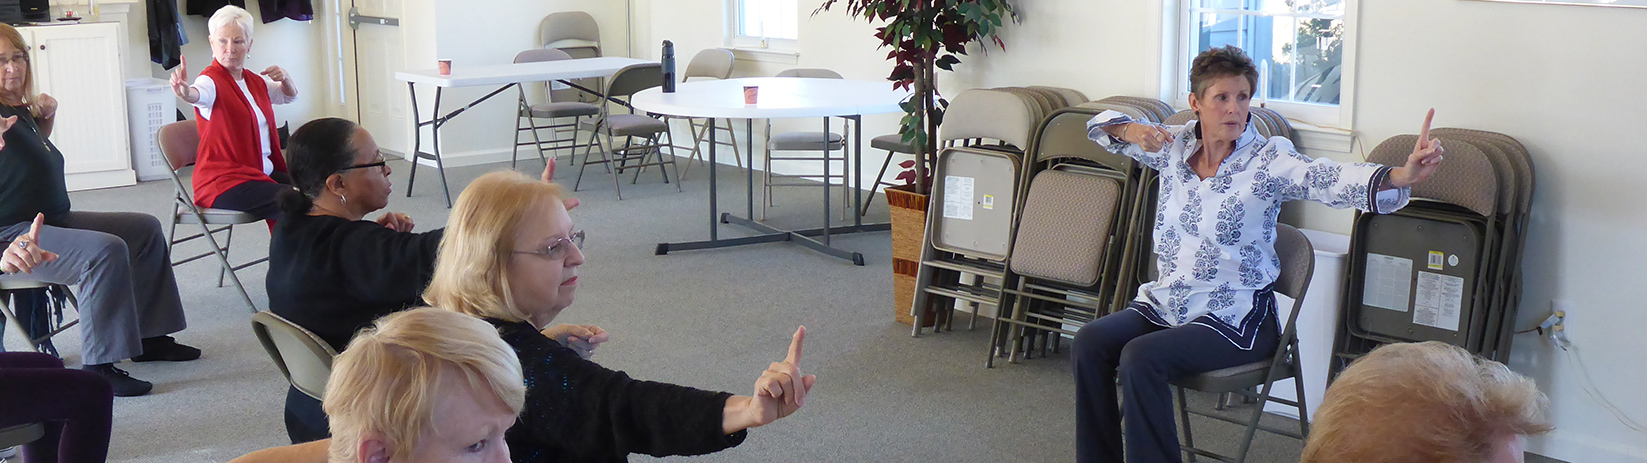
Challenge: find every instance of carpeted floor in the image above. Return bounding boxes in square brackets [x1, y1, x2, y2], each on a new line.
[10, 155, 1324, 462]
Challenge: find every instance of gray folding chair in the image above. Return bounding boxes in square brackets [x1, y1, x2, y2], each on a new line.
[538, 11, 603, 104]
[762, 68, 850, 220]
[251, 311, 337, 400]
[157, 121, 263, 313]
[513, 48, 601, 169]
[574, 63, 682, 199]
[862, 133, 916, 214]
[1173, 223, 1314, 463]
[0, 280, 78, 357]
[0, 422, 44, 456]
[677, 48, 742, 175]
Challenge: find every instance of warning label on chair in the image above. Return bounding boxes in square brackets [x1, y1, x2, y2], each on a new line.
[1363, 252, 1413, 312]
[1413, 271, 1464, 332]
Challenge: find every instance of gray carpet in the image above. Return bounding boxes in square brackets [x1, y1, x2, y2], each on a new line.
[9, 156, 1323, 462]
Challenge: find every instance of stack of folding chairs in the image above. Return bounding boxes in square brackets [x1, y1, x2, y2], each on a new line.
[990, 102, 1296, 365]
[904, 86, 1087, 334]
[1332, 129, 1534, 376]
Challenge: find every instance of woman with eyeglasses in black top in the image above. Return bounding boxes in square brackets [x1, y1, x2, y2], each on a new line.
[267, 117, 588, 445]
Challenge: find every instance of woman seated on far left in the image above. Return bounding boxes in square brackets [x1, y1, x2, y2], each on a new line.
[169, 5, 298, 221]
[0, 23, 197, 398]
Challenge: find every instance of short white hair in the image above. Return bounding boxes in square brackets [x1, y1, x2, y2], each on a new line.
[207, 5, 255, 38]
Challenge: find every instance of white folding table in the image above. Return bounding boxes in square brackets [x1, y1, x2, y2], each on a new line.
[630, 77, 909, 265]
[395, 57, 655, 206]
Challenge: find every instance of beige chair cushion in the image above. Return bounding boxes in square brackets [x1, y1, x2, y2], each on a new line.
[588, 114, 667, 137]
[527, 102, 600, 118]
[1009, 170, 1123, 286]
[871, 134, 915, 153]
[769, 131, 844, 151]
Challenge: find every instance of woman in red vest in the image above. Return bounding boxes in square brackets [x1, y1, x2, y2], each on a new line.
[169, 5, 298, 221]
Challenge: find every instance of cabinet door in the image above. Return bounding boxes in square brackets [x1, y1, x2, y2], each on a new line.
[28, 23, 131, 179]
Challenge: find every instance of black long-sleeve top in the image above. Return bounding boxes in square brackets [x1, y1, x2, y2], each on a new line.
[0, 104, 69, 227]
[487, 318, 747, 463]
[267, 213, 443, 351]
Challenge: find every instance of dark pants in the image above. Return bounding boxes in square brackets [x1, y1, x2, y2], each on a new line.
[284, 385, 330, 444]
[210, 172, 293, 222]
[1072, 307, 1278, 463]
[0, 352, 113, 463]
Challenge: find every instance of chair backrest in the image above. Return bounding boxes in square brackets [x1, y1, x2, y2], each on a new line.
[775, 68, 843, 79]
[1008, 168, 1125, 287]
[514, 48, 575, 64]
[605, 63, 664, 99]
[1368, 134, 1499, 217]
[251, 311, 338, 400]
[1273, 223, 1314, 302]
[683, 48, 734, 80]
[157, 120, 200, 171]
[539, 11, 600, 58]
[943, 88, 1035, 149]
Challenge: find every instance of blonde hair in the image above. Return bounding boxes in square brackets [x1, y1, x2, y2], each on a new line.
[424, 170, 566, 324]
[208, 5, 256, 38]
[323, 307, 525, 463]
[1302, 341, 1552, 463]
[0, 24, 33, 105]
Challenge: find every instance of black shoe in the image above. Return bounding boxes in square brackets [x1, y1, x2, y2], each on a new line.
[83, 363, 154, 397]
[131, 335, 201, 362]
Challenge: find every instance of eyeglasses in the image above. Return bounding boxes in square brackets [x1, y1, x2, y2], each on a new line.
[339, 155, 389, 175]
[0, 54, 27, 67]
[512, 230, 585, 260]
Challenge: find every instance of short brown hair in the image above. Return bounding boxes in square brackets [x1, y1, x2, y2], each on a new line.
[1189, 45, 1259, 97]
[1302, 341, 1552, 463]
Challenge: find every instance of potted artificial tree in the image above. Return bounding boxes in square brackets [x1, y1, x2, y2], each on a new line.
[816, 0, 1017, 326]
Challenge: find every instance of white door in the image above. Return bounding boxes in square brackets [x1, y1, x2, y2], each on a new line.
[28, 24, 131, 176]
[327, 0, 406, 156]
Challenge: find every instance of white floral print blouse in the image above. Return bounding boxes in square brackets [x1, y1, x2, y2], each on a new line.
[1087, 111, 1411, 349]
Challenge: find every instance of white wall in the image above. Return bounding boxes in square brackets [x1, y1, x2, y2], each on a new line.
[410, 0, 631, 165]
[629, 0, 1647, 461]
[119, 0, 333, 131]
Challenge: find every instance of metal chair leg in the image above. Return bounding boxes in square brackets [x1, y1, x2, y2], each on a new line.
[1177, 386, 1199, 462]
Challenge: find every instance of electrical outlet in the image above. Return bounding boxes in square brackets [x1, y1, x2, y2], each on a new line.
[1551, 300, 1572, 347]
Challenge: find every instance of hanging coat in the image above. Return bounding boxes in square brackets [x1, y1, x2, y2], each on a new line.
[146, 0, 183, 68]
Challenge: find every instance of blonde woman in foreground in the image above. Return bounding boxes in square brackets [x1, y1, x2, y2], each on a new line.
[230, 307, 526, 463]
[1302, 341, 1552, 463]
[425, 171, 815, 462]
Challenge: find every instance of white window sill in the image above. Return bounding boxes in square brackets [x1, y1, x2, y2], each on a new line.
[1290, 120, 1357, 157]
[730, 47, 799, 65]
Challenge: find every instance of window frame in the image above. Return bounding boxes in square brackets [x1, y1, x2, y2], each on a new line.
[1167, 0, 1360, 130]
[726, 0, 799, 52]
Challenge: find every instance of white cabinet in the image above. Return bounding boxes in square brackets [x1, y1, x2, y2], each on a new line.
[21, 22, 134, 191]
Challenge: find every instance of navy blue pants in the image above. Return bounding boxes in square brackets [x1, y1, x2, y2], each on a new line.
[210, 172, 293, 222]
[1072, 307, 1278, 463]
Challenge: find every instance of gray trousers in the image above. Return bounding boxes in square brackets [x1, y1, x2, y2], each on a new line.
[0, 211, 187, 364]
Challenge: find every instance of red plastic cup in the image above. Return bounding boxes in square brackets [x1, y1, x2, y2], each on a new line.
[437, 59, 452, 76]
[743, 86, 758, 105]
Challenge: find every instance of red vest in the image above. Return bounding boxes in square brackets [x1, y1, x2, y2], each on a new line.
[192, 61, 287, 208]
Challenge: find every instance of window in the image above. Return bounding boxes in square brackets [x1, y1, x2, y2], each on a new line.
[1174, 0, 1356, 128]
[729, 0, 798, 50]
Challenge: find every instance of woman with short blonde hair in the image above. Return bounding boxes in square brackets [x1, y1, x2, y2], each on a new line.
[323, 307, 526, 463]
[1302, 341, 1552, 463]
[426, 171, 815, 462]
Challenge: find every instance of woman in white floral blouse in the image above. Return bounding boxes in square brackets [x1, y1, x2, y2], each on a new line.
[1071, 45, 1445, 463]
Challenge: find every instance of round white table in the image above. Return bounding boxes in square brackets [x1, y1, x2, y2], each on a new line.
[631, 77, 909, 265]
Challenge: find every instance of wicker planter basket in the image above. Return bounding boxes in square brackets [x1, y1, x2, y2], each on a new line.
[887, 184, 937, 327]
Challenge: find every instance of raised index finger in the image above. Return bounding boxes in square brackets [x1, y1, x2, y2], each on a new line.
[785, 326, 806, 364]
[1419, 108, 1435, 142]
[27, 212, 43, 242]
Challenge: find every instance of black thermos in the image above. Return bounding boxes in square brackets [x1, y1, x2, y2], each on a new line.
[661, 40, 676, 93]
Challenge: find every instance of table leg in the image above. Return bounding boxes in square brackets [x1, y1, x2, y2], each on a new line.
[853, 115, 864, 227]
[822, 116, 832, 246]
[709, 118, 719, 241]
[747, 118, 754, 220]
[406, 82, 421, 197]
[431, 87, 453, 207]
